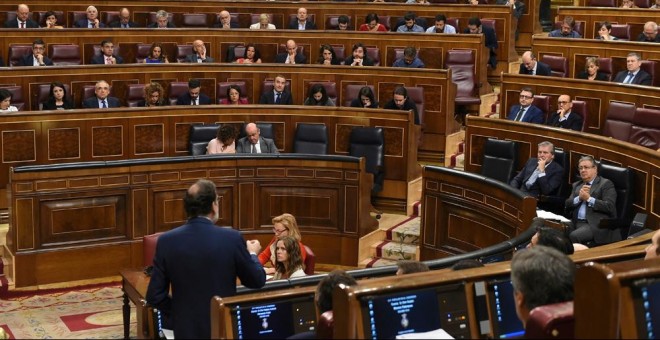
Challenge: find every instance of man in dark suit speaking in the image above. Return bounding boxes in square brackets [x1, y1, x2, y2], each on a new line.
[82, 80, 121, 108]
[510, 141, 564, 198]
[236, 123, 279, 154]
[612, 52, 652, 86]
[146, 179, 266, 338]
[519, 51, 552, 76]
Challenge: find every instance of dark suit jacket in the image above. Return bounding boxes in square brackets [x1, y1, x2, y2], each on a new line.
[19, 54, 53, 66]
[464, 26, 498, 68]
[176, 92, 212, 105]
[344, 56, 375, 66]
[146, 217, 266, 339]
[519, 61, 552, 76]
[147, 22, 176, 28]
[565, 176, 618, 244]
[576, 71, 609, 81]
[510, 158, 564, 197]
[4, 18, 39, 28]
[90, 54, 124, 65]
[546, 111, 583, 131]
[259, 90, 293, 105]
[212, 22, 239, 28]
[108, 20, 139, 28]
[495, 0, 525, 18]
[82, 96, 121, 108]
[236, 136, 279, 154]
[383, 98, 420, 125]
[613, 69, 653, 86]
[275, 52, 307, 64]
[42, 98, 75, 110]
[74, 19, 106, 28]
[507, 104, 545, 124]
[0, 56, 5, 67]
[288, 20, 317, 30]
[636, 32, 660, 43]
[184, 54, 215, 63]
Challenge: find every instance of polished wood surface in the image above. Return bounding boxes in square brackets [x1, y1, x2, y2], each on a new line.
[420, 165, 537, 260]
[557, 7, 660, 40]
[6, 155, 376, 287]
[121, 269, 153, 339]
[464, 115, 660, 227]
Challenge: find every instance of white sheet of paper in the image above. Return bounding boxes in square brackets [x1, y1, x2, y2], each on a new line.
[396, 328, 454, 339]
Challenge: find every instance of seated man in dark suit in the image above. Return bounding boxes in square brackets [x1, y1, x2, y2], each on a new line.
[565, 155, 618, 245]
[184, 40, 214, 63]
[464, 17, 498, 69]
[259, 75, 293, 105]
[176, 79, 212, 105]
[147, 10, 176, 28]
[636, 21, 660, 43]
[19, 39, 53, 66]
[74, 5, 105, 28]
[510, 141, 564, 198]
[546, 94, 583, 131]
[213, 10, 239, 29]
[612, 52, 652, 86]
[236, 123, 279, 154]
[108, 8, 139, 28]
[275, 40, 307, 64]
[90, 40, 124, 65]
[519, 51, 551, 76]
[288, 7, 317, 30]
[82, 80, 121, 108]
[507, 87, 545, 124]
[382, 86, 420, 125]
[4, 4, 39, 28]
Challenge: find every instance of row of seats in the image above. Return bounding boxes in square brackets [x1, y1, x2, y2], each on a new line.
[189, 123, 386, 192]
[587, 0, 657, 7]
[603, 102, 660, 150]
[552, 20, 638, 40]
[541, 54, 658, 86]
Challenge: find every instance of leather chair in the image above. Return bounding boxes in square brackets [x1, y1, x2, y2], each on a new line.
[35, 11, 64, 27]
[602, 101, 636, 142]
[261, 79, 291, 97]
[125, 84, 146, 107]
[48, 44, 82, 66]
[480, 139, 518, 183]
[143, 232, 164, 266]
[629, 108, 660, 150]
[225, 44, 246, 62]
[365, 46, 380, 66]
[168, 81, 189, 105]
[307, 81, 338, 103]
[610, 24, 631, 40]
[598, 58, 614, 81]
[36, 83, 71, 110]
[8, 44, 32, 67]
[445, 49, 481, 106]
[293, 123, 328, 154]
[542, 55, 569, 78]
[342, 84, 375, 107]
[135, 43, 152, 63]
[102, 11, 120, 27]
[349, 127, 385, 193]
[331, 44, 346, 64]
[182, 13, 209, 27]
[533, 95, 551, 121]
[446, 18, 459, 29]
[587, 0, 616, 5]
[537, 148, 570, 214]
[303, 245, 315, 275]
[325, 15, 351, 30]
[316, 311, 334, 339]
[525, 301, 574, 339]
[571, 100, 588, 131]
[68, 11, 87, 27]
[189, 124, 221, 155]
[378, 15, 391, 31]
[640, 60, 657, 87]
[0, 86, 25, 111]
[176, 44, 193, 63]
[597, 162, 634, 242]
[405, 87, 425, 126]
[216, 81, 248, 104]
[481, 19, 497, 39]
[635, 0, 651, 7]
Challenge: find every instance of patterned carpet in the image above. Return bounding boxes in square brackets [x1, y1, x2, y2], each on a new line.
[0, 283, 136, 339]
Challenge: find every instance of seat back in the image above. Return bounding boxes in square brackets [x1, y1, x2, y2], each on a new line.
[640, 60, 657, 87]
[257, 123, 275, 140]
[634, 0, 651, 6]
[610, 24, 631, 40]
[135, 43, 152, 63]
[481, 19, 497, 41]
[342, 84, 375, 107]
[365, 46, 380, 66]
[36, 83, 71, 110]
[217, 81, 248, 104]
[307, 81, 338, 103]
[349, 127, 385, 192]
[331, 44, 346, 64]
[69, 11, 87, 27]
[533, 95, 551, 121]
[480, 139, 518, 183]
[303, 245, 315, 275]
[101, 11, 119, 27]
[48, 44, 82, 66]
[0, 86, 25, 111]
[629, 107, 660, 149]
[8, 44, 32, 67]
[168, 81, 189, 105]
[316, 311, 334, 339]
[225, 44, 246, 62]
[143, 232, 163, 266]
[125, 84, 146, 107]
[446, 17, 459, 29]
[525, 301, 574, 339]
[603, 101, 636, 142]
[176, 44, 193, 63]
[598, 162, 634, 239]
[542, 55, 569, 77]
[293, 123, 328, 154]
[405, 87, 425, 125]
[189, 124, 220, 155]
[598, 57, 613, 81]
[446, 50, 480, 105]
[571, 100, 588, 131]
[182, 13, 209, 27]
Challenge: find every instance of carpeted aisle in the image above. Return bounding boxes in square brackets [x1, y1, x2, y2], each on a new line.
[0, 283, 136, 339]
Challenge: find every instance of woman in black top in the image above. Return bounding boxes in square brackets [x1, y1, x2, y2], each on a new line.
[349, 86, 379, 108]
[317, 44, 341, 65]
[42, 81, 74, 110]
[576, 57, 609, 81]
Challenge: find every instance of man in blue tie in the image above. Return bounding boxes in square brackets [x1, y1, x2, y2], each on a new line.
[565, 156, 618, 245]
[509, 141, 564, 198]
[613, 52, 652, 85]
[259, 75, 293, 105]
[82, 80, 121, 108]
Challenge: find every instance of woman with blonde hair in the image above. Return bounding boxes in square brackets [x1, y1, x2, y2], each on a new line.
[258, 213, 307, 274]
[272, 236, 306, 280]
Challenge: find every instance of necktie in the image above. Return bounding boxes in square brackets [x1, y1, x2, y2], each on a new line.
[251, 144, 256, 153]
[625, 72, 634, 84]
[122, 24, 127, 29]
[275, 92, 282, 104]
[101, 100, 107, 108]
[191, 99, 197, 106]
[514, 107, 525, 121]
[20, 21, 25, 28]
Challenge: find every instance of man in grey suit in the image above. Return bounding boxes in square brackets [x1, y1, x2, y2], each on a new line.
[184, 40, 214, 63]
[236, 123, 279, 154]
[565, 155, 618, 245]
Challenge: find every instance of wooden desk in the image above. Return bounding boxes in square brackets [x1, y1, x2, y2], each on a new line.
[120, 269, 153, 340]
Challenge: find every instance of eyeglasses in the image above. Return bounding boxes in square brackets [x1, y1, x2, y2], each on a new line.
[557, 101, 569, 104]
[578, 166, 595, 170]
[519, 94, 532, 99]
[273, 227, 288, 235]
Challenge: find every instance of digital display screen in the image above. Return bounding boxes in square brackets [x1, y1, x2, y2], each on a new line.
[231, 295, 316, 339]
[487, 279, 524, 339]
[632, 278, 660, 339]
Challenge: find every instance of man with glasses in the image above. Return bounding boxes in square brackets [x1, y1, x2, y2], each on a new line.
[275, 39, 307, 64]
[637, 21, 659, 42]
[506, 87, 544, 124]
[109, 8, 138, 28]
[509, 141, 563, 198]
[19, 39, 53, 66]
[519, 51, 551, 76]
[546, 94, 583, 131]
[214, 10, 238, 29]
[565, 155, 618, 245]
[236, 122, 279, 154]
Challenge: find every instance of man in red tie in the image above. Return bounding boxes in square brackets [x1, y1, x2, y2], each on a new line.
[4, 4, 39, 28]
[90, 40, 124, 65]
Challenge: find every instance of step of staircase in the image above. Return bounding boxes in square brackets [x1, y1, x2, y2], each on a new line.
[369, 240, 418, 262]
[383, 216, 420, 245]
